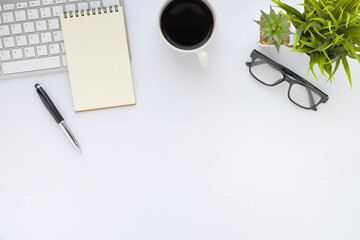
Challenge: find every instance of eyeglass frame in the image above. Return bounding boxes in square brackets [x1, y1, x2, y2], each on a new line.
[246, 49, 329, 111]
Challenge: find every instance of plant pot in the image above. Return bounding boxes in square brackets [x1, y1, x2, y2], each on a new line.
[258, 15, 294, 49]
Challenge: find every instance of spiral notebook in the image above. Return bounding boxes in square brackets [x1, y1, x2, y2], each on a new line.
[60, 5, 136, 112]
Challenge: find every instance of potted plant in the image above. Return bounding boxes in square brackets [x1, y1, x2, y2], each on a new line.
[255, 6, 293, 52]
[272, 0, 360, 87]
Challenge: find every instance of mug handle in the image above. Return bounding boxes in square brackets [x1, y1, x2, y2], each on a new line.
[196, 50, 211, 67]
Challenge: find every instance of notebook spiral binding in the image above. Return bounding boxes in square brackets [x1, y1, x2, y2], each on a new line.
[64, 5, 119, 18]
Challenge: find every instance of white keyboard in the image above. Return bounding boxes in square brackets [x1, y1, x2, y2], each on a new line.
[0, 0, 122, 80]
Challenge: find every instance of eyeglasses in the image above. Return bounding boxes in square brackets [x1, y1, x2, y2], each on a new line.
[246, 50, 329, 111]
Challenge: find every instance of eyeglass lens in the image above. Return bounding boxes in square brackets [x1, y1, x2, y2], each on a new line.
[289, 83, 322, 109]
[250, 58, 284, 85]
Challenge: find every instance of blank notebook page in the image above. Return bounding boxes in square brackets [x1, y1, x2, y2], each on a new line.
[60, 7, 136, 112]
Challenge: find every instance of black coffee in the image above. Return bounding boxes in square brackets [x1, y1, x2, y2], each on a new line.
[160, 0, 214, 50]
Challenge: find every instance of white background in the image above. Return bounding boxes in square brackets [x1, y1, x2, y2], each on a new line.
[1, 0, 360, 239]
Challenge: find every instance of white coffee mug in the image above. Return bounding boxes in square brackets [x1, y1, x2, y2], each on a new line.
[157, 0, 217, 67]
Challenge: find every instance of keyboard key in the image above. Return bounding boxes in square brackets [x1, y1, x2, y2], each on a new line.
[3, 13, 15, 23]
[24, 47, 36, 58]
[78, 3, 88, 10]
[0, 50, 11, 61]
[3, 4, 15, 11]
[0, 40, 2, 49]
[11, 24, 22, 34]
[29, 34, 40, 44]
[16, 2, 28, 9]
[65, 4, 76, 12]
[41, 32, 52, 43]
[90, 1, 102, 9]
[16, 36, 27, 46]
[55, 0, 67, 3]
[52, 6, 63, 17]
[24, 22, 35, 33]
[37, 45, 48, 56]
[103, 0, 120, 7]
[36, 21, 47, 31]
[112, 0, 121, 5]
[12, 49, 24, 59]
[0, 25, 11, 36]
[15, 11, 27, 21]
[40, 7, 52, 18]
[62, 55, 68, 67]
[49, 44, 60, 54]
[53, 31, 63, 41]
[28, 9, 39, 20]
[42, 0, 54, 5]
[48, 19, 59, 30]
[29, 1, 41, 7]
[61, 43, 66, 53]
[69, 0, 80, 2]
[2, 56, 61, 74]
[4, 37, 15, 48]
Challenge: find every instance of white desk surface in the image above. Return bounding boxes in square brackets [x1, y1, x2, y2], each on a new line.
[1, 0, 360, 239]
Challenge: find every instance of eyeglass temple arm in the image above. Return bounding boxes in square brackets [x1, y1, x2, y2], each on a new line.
[279, 64, 304, 80]
[249, 60, 292, 75]
[247, 60, 282, 72]
[280, 65, 320, 89]
[247, 61, 263, 67]
[247, 60, 273, 68]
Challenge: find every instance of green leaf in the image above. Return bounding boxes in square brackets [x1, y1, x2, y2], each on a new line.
[291, 46, 312, 53]
[324, 63, 333, 81]
[310, 17, 327, 25]
[274, 35, 281, 52]
[259, 33, 269, 43]
[261, 10, 271, 22]
[323, 50, 333, 65]
[306, 9, 316, 21]
[272, 0, 304, 19]
[293, 24, 304, 49]
[338, 27, 360, 37]
[327, 20, 333, 33]
[279, 33, 290, 41]
[318, 54, 327, 76]
[330, 57, 341, 81]
[270, 6, 276, 19]
[309, 0, 323, 16]
[342, 54, 352, 88]
[337, 7, 345, 24]
[300, 40, 317, 48]
[308, 53, 320, 81]
[255, 20, 266, 27]
[324, 4, 340, 29]
[268, 35, 274, 45]
[310, 40, 334, 53]
[304, 22, 317, 33]
[311, 25, 326, 39]
[346, 12, 351, 27]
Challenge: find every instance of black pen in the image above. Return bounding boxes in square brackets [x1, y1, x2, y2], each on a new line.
[35, 83, 82, 153]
